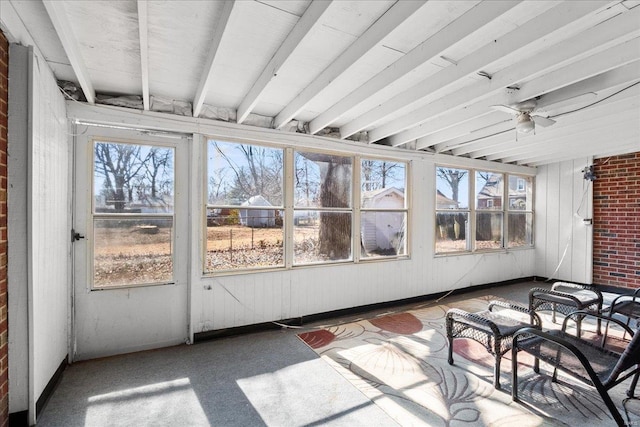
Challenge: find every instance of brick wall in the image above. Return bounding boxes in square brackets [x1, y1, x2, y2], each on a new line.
[0, 30, 9, 427]
[593, 152, 640, 288]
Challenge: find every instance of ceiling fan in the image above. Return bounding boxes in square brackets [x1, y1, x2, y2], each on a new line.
[491, 99, 556, 134]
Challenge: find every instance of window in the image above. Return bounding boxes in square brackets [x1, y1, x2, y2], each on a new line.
[507, 175, 533, 248]
[205, 140, 284, 272]
[360, 159, 407, 258]
[204, 140, 410, 273]
[93, 141, 175, 288]
[475, 171, 504, 250]
[294, 151, 352, 264]
[435, 167, 470, 253]
[435, 166, 533, 255]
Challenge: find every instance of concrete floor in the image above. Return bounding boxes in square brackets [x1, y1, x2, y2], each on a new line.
[37, 280, 611, 426]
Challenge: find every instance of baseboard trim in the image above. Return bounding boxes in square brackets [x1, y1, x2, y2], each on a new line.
[35, 356, 67, 418]
[9, 411, 27, 427]
[194, 276, 536, 343]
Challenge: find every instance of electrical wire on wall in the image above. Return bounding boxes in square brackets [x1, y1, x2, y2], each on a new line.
[545, 166, 594, 282]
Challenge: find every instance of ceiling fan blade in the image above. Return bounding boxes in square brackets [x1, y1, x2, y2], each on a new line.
[532, 116, 556, 127]
[490, 104, 519, 115]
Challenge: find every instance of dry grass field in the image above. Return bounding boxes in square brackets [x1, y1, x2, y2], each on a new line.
[93, 224, 323, 284]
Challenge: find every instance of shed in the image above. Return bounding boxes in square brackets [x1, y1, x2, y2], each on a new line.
[239, 195, 276, 227]
[361, 187, 405, 253]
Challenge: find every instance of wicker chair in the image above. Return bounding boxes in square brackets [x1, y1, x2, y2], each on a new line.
[605, 288, 640, 341]
[446, 300, 541, 389]
[529, 281, 603, 336]
[512, 311, 640, 427]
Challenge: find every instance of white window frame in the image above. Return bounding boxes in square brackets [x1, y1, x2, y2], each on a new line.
[435, 165, 534, 256]
[89, 137, 178, 289]
[203, 140, 411, 275]
[359, 157, 410, 261]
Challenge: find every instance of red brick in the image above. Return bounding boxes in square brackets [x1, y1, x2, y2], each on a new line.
[594, 152, 640, 288]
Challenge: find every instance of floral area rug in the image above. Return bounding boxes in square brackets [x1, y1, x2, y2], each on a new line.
[298, 295, 640, 426]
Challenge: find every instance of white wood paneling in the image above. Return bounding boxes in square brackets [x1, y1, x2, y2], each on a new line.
[190, 140, 537, 333]
[535, 159, 593, 283]
[7, 43, 30, 416]
[67, 102, 538, 337]
[8, 44, 69, 423]
[30, 43, 70, 417]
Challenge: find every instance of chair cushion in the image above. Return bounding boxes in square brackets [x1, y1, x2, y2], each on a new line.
[533, 292, 599, 308]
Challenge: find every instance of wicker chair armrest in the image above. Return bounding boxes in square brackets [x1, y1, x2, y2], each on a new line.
[446, 308, 500, 335]
[488, 300, 542, 327]
[562, 310, 636, 337]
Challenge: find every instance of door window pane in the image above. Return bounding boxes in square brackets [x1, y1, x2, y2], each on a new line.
[92, 141, 175, 288]
[93, 218, 174, 287]
[94, 142, 174, 213]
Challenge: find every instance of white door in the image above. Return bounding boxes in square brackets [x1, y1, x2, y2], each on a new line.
[72, 125, 189, 361]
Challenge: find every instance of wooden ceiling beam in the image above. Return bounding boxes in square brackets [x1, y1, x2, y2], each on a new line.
[273, 0, 427, 130]
[342, 1, 611, 141]
[193, 0, 235, 118]
[386, 6, 640, 147]
[236, 1, 333, 124]
[406, 40, 640, 150]
[307, 0, 521, 135]
[43, 0, 96, 104]
[137, 0, 150, 110]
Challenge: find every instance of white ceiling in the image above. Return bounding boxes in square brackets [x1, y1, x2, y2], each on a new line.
[2, 0, 639, 166]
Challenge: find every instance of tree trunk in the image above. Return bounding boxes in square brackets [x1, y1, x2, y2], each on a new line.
[318, 162, 351, 259]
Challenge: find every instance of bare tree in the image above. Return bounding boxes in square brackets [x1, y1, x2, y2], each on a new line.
[95, 143, 148, 211]
[211, 142, 283, 204]
[436, 167, 467, 203]
[144, 148, 172, 198]
[362, 160, 403, 191]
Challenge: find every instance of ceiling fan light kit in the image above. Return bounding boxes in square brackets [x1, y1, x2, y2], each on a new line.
[516, 113, 535, 134]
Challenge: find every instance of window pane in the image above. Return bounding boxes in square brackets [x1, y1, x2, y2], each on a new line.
[94, 142, 174, 213]
[508, 212, 533, 248]
[508, 175, 533, 210]
[361, 159, 406, 207]
[294, 152, 352, 208]
[94, 218, 173, 288]
[294, 211, 352, 264]
[476, 212, 503, 250]
[208, 140, 283, 206]
[476, 171, 503, 210]
[361, 211, 406, 257]
[205, 208, 284, 271]
[435, 212, 469, 253]
[436, 167, 469, 209]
